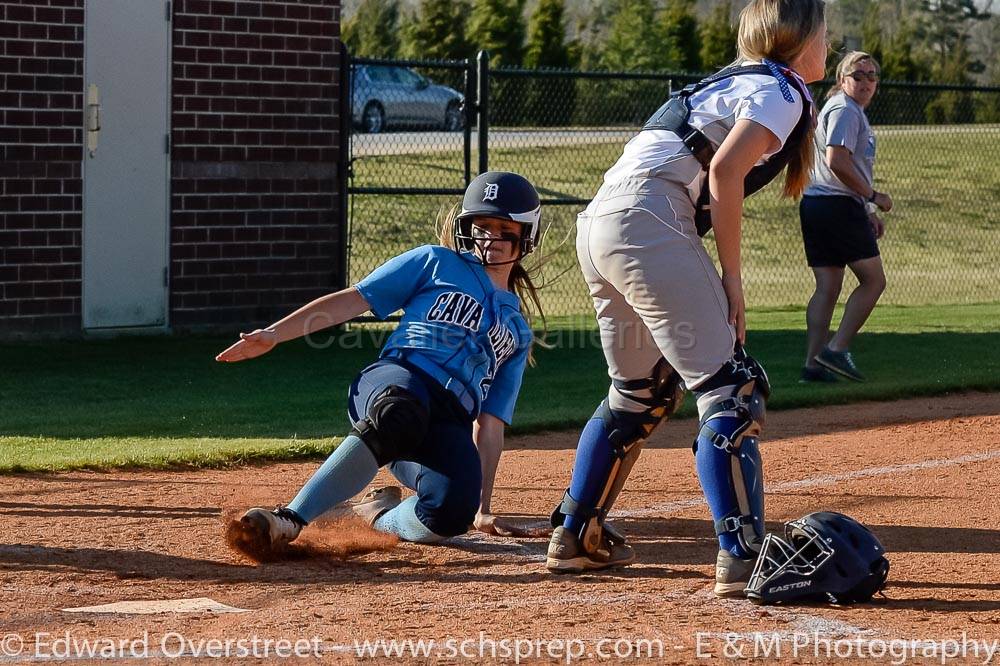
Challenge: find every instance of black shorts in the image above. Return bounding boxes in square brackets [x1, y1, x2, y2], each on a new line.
[799, 195, 880, 268]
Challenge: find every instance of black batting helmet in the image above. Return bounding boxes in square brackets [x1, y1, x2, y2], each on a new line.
[454, 171, 541, 261]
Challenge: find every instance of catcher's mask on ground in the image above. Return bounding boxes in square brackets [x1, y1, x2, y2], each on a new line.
[454, 171, 541, 266]
[745, 511, 890, 605]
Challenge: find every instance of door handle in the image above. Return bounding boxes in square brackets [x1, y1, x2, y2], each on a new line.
[86, 83, 101, 157]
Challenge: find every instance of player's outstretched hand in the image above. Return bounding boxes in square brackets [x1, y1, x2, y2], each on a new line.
[474, 512, 551, 539]
[216, 329, 278, 362]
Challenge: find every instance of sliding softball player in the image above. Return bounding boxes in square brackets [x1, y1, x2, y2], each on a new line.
[219, 172, 544, 554]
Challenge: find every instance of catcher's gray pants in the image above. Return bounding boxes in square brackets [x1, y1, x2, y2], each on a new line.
[577, 177, 737, 413]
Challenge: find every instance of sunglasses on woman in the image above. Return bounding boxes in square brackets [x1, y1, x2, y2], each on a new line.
[847, 71, 879, 82]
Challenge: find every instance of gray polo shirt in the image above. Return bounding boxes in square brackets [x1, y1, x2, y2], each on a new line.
[804, 92, 876, 204]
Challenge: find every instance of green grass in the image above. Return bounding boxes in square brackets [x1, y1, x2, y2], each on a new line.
[348, 126, 1000, 315]
[0, 437, 335, 473]
[2, 303, 998, 472]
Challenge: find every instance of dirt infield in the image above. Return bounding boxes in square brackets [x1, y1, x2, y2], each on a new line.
[2, 393, 999, 663]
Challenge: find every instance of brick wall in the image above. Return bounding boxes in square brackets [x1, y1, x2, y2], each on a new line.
[0, 0, 342, 338]
[0, 0, 85, 337]
[170, 0, 341, 329]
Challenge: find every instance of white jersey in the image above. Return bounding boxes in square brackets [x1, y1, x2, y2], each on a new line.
[597, 63, 806, 209]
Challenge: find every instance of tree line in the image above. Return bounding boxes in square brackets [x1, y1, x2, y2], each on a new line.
[343, 0, 999, 124]
[343, 0, 739, 72]
[344, 0, 996, 81]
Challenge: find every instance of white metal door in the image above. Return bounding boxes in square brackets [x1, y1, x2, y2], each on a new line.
[83, 0, 170, 329]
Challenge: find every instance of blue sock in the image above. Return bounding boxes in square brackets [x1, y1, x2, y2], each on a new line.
[287, 434, 379, 523]
[562, 416, 615, 533]
[373, 495, 444, 543]
[694, 416, 751, 558]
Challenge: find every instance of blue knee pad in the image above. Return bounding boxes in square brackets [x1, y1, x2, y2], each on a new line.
[693, 348, 769, 558]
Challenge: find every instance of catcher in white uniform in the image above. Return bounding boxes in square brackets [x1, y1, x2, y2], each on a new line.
[547, 0, 830, 597]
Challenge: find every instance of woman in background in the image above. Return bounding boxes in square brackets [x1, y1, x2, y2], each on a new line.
[800, 51, 893, 383]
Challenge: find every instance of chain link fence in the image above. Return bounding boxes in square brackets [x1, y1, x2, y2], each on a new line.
[345, 56, 472, 323]
[345, 52, 1000, 321]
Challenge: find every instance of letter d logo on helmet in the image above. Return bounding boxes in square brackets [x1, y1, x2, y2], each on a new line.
[454, 171, 541, 260]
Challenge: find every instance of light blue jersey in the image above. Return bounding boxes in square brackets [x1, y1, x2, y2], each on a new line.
[355, 245, 533, 424]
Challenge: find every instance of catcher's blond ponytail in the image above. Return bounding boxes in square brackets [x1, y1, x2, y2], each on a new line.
[738, 0, 826, 198]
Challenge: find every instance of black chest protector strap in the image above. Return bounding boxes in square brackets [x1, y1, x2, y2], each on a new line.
[642, 64, 813, 236]
[643, 64, 776, 167]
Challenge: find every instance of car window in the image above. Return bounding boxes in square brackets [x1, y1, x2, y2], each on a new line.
[393, 67, 424, 88]
[366, 66, 394, 83]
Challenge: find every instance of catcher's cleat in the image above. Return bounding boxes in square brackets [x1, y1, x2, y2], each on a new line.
[815, 348, 865, 382]
[714, 549, 756, 597]
[545, 525, 635, 574]
[352, 486, 402, 526]
[239, 507, 305, 548]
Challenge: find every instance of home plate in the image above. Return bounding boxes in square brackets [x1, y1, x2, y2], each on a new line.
[63, 597, 248, 615]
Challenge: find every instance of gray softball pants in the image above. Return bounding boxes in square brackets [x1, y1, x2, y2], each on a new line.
[576, 177, 737, 413]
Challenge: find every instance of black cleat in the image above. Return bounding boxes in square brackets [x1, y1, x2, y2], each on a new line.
[239, 507, 305, 547]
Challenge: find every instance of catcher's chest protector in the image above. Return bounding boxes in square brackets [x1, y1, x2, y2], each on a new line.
[642, 62, 814, 236]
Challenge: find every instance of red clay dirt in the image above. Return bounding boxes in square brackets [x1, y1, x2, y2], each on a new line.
[1, 392, 998, 663]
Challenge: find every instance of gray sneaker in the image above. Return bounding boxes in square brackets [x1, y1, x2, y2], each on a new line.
[352, 486, 402, 526]
[815, 347, 865, 382]
[545, 526, 635, 574]
[799, 365, 839, 383]
[714, 549, 756, 597]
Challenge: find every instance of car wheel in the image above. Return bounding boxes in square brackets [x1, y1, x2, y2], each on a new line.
[444, 102, 463, 132]
[362, 103, 385, 134]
